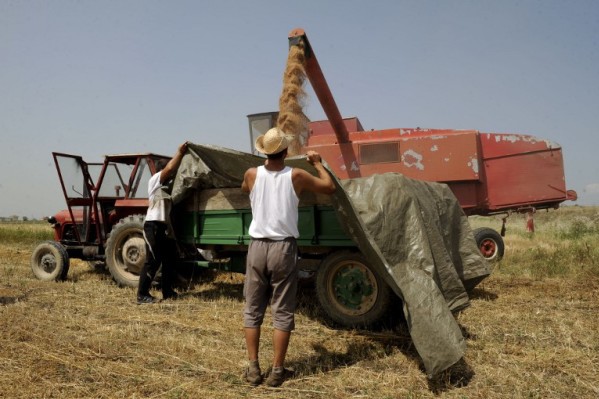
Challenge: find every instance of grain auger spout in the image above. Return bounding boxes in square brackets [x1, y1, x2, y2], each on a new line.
[288, 28, 350, 144]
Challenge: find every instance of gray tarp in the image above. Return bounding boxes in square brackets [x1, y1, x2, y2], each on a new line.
[172, 143, 491, 376]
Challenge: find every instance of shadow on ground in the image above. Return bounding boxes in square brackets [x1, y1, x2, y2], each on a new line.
[0, 287, 30, 305]
[469, 286, 499, 301]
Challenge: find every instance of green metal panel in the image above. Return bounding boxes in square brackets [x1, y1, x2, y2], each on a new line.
[176, 206, 355, 247]
[198, 209, 247, 245]
[314, 206, 352, 245]
[297, 206, 316, 246]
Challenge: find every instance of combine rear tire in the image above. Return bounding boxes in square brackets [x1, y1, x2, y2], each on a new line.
[106, 215, 146, 287]
[316, 251, 391, 328]
[31, 241, 70, 281]
[473, 227, 504, 262]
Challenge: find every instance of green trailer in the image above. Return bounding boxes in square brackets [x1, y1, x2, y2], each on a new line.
[171, 188, 392, 328]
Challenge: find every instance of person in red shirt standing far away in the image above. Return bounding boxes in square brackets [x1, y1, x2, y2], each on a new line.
[241, 127, 336, 387]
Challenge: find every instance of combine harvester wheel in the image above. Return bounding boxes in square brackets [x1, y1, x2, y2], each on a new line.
[473, 227, 505, 262]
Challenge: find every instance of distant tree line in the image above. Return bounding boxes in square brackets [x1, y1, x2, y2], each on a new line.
[0, 216, 42, 222]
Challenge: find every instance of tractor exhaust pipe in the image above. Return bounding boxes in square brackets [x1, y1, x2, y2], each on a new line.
[288, 28, 351, 144]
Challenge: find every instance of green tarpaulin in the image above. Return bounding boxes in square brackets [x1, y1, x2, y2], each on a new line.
[171, 143, 491, 375]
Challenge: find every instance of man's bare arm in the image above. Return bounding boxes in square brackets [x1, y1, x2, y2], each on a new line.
[160, 142, 188, 184]
[294, 151, 336, 195]
[242, 168, 257, 193]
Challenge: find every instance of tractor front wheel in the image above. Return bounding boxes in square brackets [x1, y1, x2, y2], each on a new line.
[31, 241, 70, 281]
[316, 251, 391, 328]
[105, 215, 146, 287]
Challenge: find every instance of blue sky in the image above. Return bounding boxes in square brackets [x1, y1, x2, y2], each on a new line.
[1, 0, 598, 218]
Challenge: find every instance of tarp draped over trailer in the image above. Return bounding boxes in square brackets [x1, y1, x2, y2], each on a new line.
[171, 143, 491, 375]
[335, 174, 491, 375]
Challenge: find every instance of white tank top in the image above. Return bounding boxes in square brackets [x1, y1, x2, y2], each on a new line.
[249, 166, 300, 239]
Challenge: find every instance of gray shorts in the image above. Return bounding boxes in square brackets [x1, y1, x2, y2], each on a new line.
[243, 238, 298, 331]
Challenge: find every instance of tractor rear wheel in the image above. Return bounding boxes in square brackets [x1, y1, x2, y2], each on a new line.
[473, 227, 505, 262]
[316, 250, 391, 328]
[31, 241, 70, 281]
[106, 215, 146, 287]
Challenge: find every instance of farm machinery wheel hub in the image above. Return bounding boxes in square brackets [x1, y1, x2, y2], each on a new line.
[121, 237, 146, 273]
[479, 239, 497, 257]
[331, 261, 377, 315]
[40, 254, 57, 273]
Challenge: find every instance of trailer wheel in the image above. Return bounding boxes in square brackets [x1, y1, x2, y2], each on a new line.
[31, 241, 70, 281]
[473, 227, 504, 262]
[106, 215, 146, 287]
[316, 251, 391, 328]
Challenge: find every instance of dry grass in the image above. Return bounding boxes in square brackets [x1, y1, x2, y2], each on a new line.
[1, 209, 598, 398]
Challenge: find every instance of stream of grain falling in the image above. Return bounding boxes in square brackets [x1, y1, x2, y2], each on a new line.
[276, 44, 309, 156]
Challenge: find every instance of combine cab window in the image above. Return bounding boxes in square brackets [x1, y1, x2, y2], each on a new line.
[247, 112, 279, 155]
[359, 142, 400, 164]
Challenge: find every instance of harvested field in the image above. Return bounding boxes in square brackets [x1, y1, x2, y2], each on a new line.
[1, 209, 598, 398]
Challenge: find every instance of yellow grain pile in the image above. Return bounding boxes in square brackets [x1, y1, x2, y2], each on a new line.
[276, 44, 309, 156]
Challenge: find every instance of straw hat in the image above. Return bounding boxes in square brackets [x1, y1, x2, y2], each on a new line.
[255, 127, 292, 155]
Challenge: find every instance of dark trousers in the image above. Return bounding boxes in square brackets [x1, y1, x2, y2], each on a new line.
[137, 221, 176, 297]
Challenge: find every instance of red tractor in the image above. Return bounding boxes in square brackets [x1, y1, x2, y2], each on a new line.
[31, 152, 170, 286]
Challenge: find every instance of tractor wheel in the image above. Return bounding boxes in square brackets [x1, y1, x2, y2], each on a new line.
[105, 215, 146, 287]
[473, 227, 505, 262]
[31, 241, 70, 281]
[316, 250, 391, 328]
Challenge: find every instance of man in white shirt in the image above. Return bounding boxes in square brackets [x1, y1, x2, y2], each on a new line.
[137, 142, 188, 304]
[241, 128, 335, 386]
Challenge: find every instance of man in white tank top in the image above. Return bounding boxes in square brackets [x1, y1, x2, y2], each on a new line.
[241, 127, 335, 386]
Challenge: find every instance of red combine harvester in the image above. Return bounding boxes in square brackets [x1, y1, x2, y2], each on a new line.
[248, 28, 577, 261]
